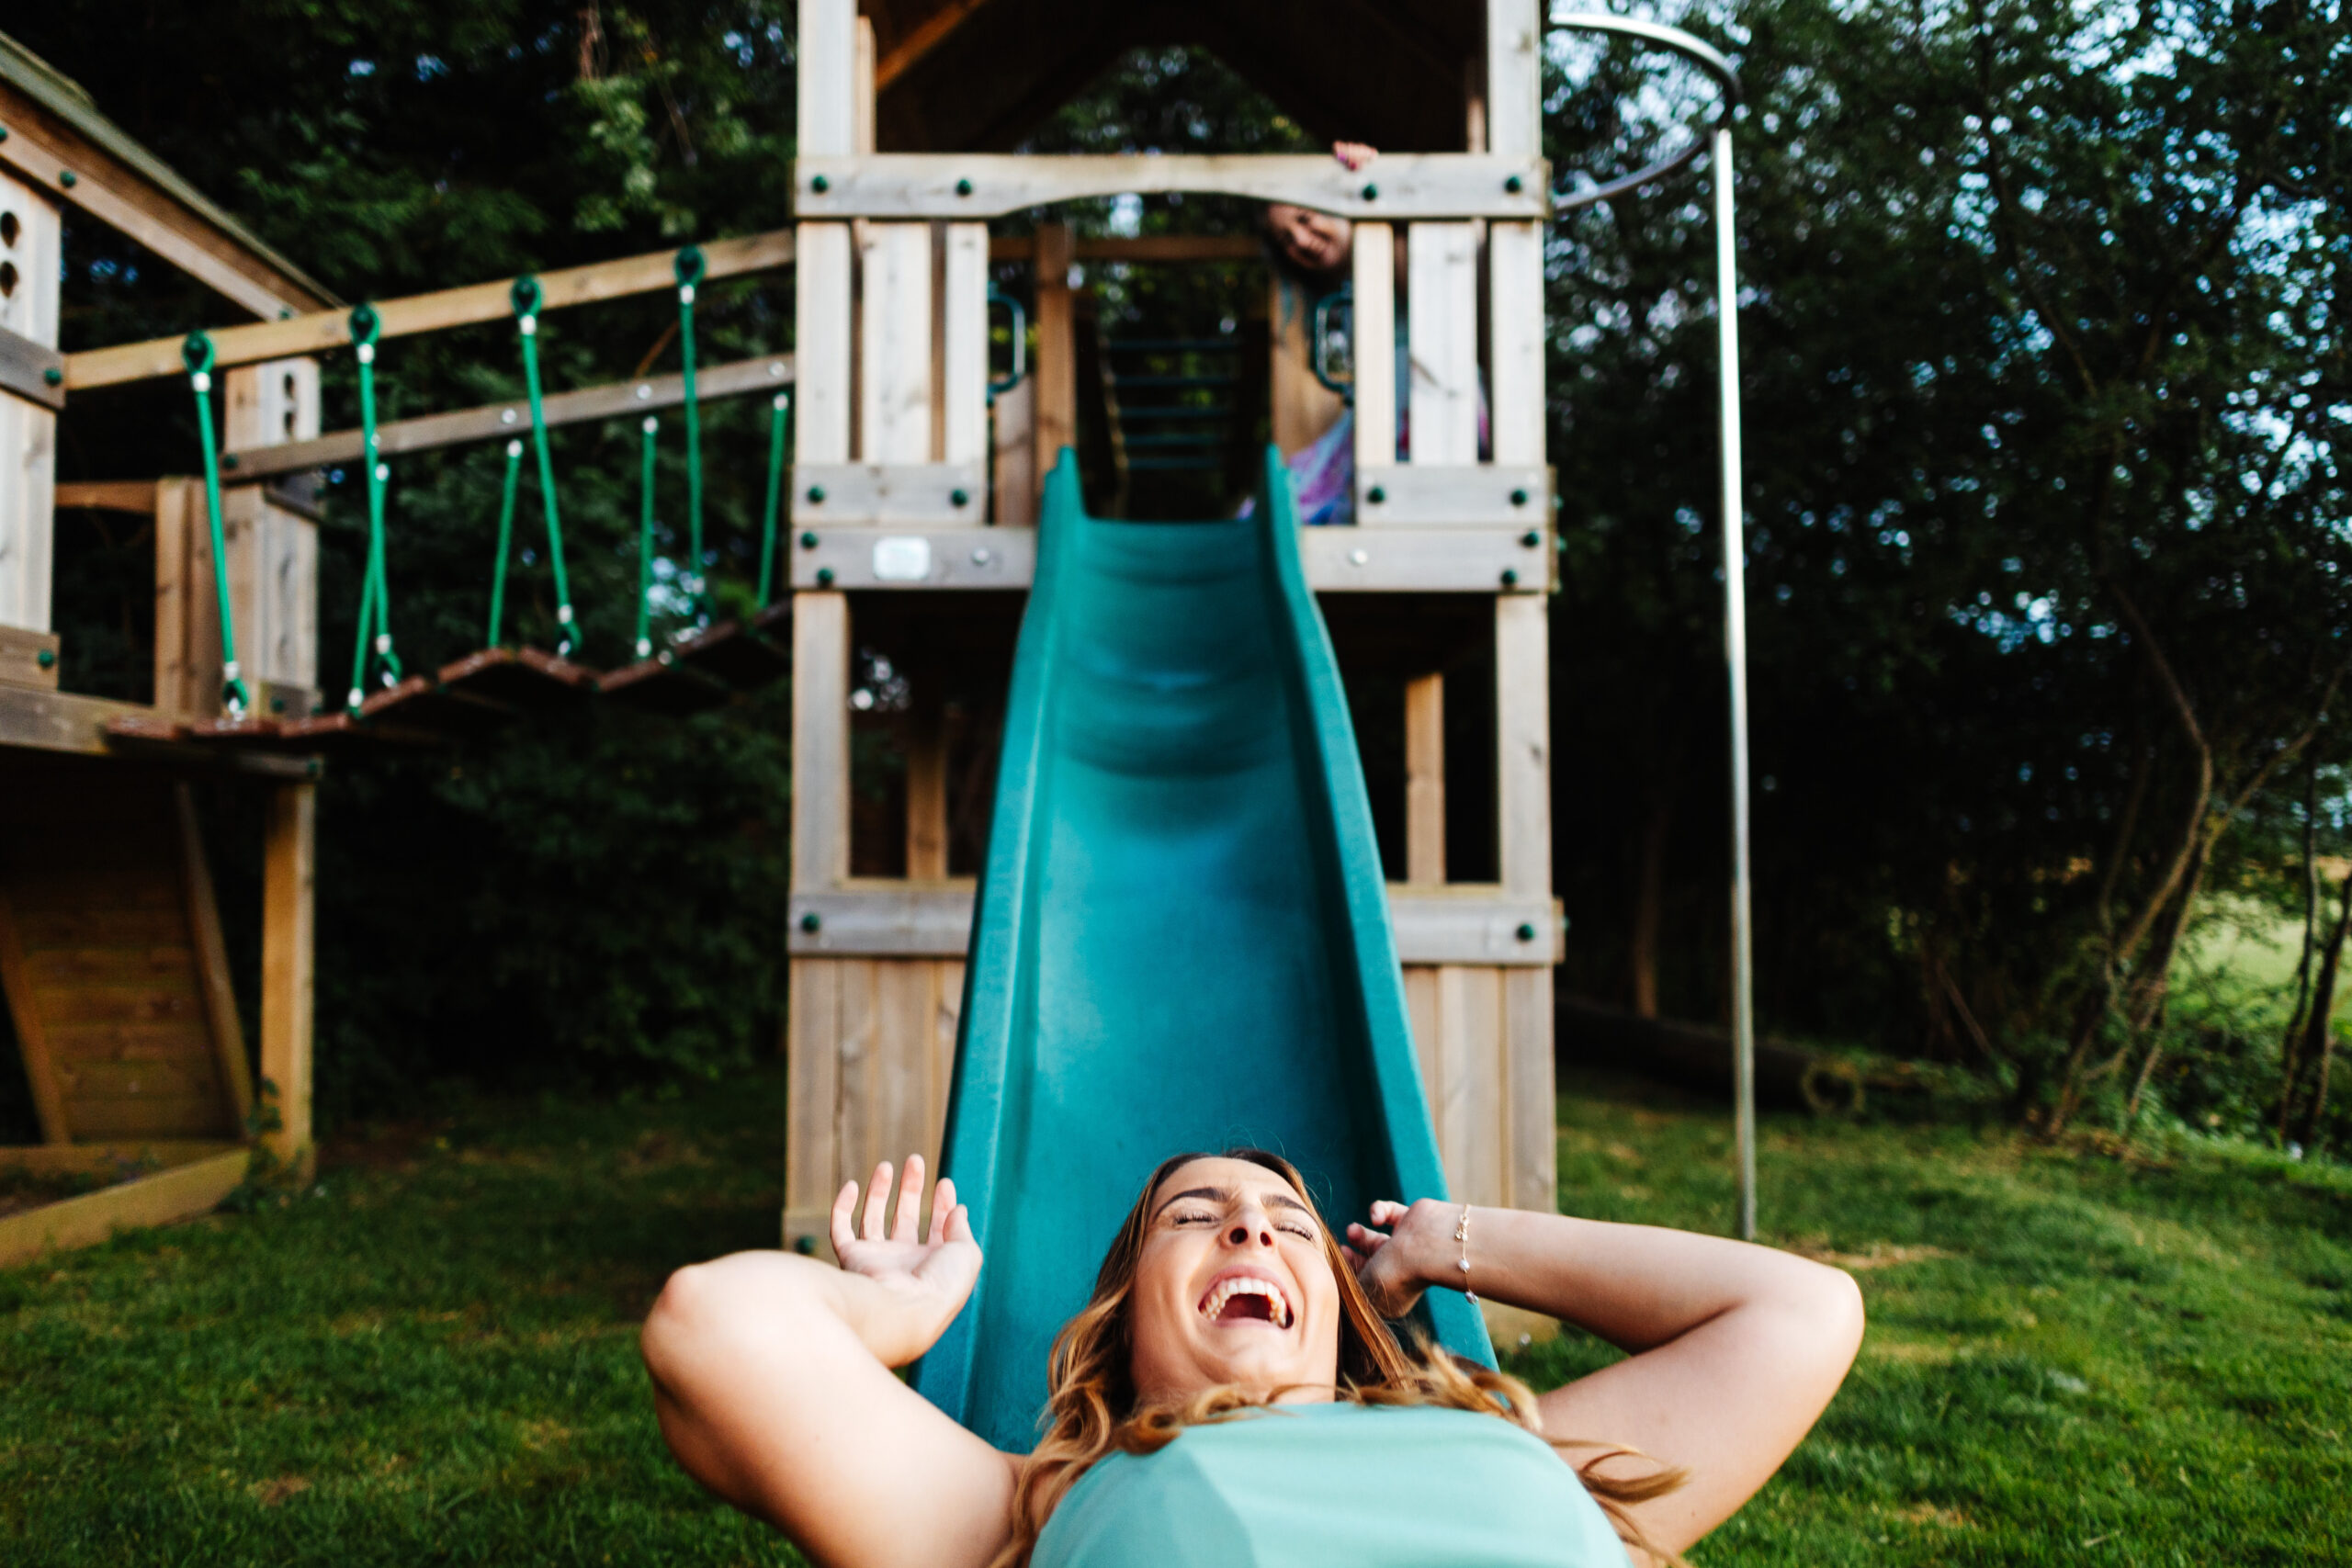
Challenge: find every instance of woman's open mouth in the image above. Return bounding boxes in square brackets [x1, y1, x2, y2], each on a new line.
[1197, 1273, 1295, 1329]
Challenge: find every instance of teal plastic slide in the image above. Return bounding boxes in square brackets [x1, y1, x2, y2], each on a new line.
[911, 449, 1494, 1450]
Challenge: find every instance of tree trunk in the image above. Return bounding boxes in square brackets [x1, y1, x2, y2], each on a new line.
[2278, 773, 2323, 1142]
[1628, 791, 1672, 1019]
[2294, 866, 2352, 1147]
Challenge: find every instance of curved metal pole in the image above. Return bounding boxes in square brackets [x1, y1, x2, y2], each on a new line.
[1548, 12, 1741, 211]
[1713, 127, 1756, 1243]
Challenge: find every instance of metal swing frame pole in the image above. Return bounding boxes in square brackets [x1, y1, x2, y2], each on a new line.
[1549, 12, 1753, 1239]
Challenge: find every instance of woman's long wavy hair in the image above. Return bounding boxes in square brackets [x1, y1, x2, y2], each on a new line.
[989, 1148, 1686, 1568]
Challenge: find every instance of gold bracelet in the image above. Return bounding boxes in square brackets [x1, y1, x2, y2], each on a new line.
[1454, 1203, 1476, 1302]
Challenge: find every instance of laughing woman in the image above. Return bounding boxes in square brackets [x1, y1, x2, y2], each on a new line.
[640, 1149, 1863, 1568]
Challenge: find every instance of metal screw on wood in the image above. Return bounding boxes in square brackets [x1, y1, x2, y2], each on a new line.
[1500, 569, 1519, 589]
[951, 488, 969, 506]
[807, 485, 826, 503]
[43, 367, 62, 386]
[799, 911, 821, 932]
[1505, 175, 1523, 193]
[37, 649, 55, 669]
[1366, 485, 1385, 504]
[956, 178, 974, 197]
[1521, 530, 1541, 547]
[1510, 488, 1529, 506]
[59, 169, 76, 187]
[816, 567, 835, 587]
[799, 531, 819, 549]
[810, 174, 830, 193]
[1516, 923, 1538, 942]
[1361, 183, 1378, 200]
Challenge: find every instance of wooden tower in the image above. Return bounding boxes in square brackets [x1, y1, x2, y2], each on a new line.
[0, 32, 323, 1258]
[782, 0, 1560, 1252]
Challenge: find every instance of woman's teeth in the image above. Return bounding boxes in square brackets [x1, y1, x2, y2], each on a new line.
[1199, 1277, 1293, 1327]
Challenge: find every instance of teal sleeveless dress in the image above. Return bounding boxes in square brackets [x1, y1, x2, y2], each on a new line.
[1031, 1402, 1634, 1568]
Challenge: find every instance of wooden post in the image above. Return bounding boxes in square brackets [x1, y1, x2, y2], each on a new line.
[991, 378, 1036, 527]
[941, 222, 989, 467]
[1351, 222, 1397, 475]
[175, 783, 256, 1129]
[222, 358, 322, 709]
[0, 171, 62, 637]
[859, 224, 933, 462]
[1405, 673, 1446, 884]
[793, 592, 852, 892]
[905, 708, 949, 881]
[261, 780, 316, 1176]
[1033, 223, 1077, 481]
[1407, 223, 1480, 464]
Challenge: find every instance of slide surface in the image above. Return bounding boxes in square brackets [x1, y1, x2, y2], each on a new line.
[912, 451, 1493, 1450]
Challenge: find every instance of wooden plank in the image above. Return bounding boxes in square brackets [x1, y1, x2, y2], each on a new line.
[852, 17, 876, 156]
[798, 0, 857, 157]
[153, 478, 192, 721]
[1403, 964, 1442, 1123]
[859, 224, 933, 462]
[904, 716, 949, 881]
[0, 1140, 238, 1175]
[1033, 225, 1076, 481]
[1503, 964, 1556, 1213]
[175, 783, 254, 1128]
[797, 154, 1550, 221]
[54, 479, 155, 513]
[260, 780, 315, 1172]
[784, 955, 843, 1256]
[51, 1058, 218, 1101]
[222, 353, 797, 482]
[65, 229, 796, 392]
[1405, 673, 1445, 885]
[1351, 221, 1396, 473]
[941, 223, 989, 466]
[784, 881, 1554, 964]
[1495, 595, 1550, 896]
[1487, 221, 1545, 467]
[0, 111, 316, 323]
[790, 462, 985, 525]
[873, 961, 932, 1190]
[0, 624, 59, 691]
[791, 592, 851, 891]
[0, 323, 64, 412]
[0, 883, 71, 1142]
[0, 1145, 249, 1267]
[1408, 223, 1480, 464]
[0, 169, 60, 636]
[55, 1098, 227, 1139]
[1432, 965, 1475, 1201]
[875, 0, 994, 88]
[45, 1021, 223, 1062]
[1486, 0, 1544, 159]
[989, 378, 1036, 527]
[988, 234, 1265, 265]
[927, 958, 963, 1177]
[1299, 526, 1545, 592]
[20, 946, 193, 986]
[1355, 463, 1549, 525]
[791, 525, 1029, 591]
[6, 908, 183, 948]
[795, 225, 854, 466]
[832, 958, 879, 1229]
[0, 685, 148, 756]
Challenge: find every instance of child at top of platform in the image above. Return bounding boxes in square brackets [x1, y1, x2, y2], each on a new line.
[1255, 143, 1486, 524]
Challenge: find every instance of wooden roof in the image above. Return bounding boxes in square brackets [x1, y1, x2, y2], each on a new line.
[0, 30, 334, 320]
[867, 0, 1482, 153]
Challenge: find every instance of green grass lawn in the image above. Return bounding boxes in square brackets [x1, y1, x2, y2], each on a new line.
[3, 1064, 2346, 1566]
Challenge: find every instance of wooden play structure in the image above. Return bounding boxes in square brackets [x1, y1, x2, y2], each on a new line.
[0, 33, 327, 1261]
[777, 0, 1564, 1258]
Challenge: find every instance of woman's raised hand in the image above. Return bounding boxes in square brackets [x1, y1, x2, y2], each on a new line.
[829, 1156, 982, 1361]
[1342, 1198, 1453, 1318]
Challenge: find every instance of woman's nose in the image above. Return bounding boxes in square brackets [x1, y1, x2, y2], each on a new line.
[1227, 1214, 1273, 1247]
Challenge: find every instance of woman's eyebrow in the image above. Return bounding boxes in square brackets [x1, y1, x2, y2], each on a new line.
[1150, 1185, 1233, 1221]
[1263, 1192, 1316, 1218]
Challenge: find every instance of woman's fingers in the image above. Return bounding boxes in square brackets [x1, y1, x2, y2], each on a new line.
[928, 1178, 959, 1245]
[862, 1161, 895, 1241]
[893, 1154, 925, 1239]
[1368, 1200, 1410, 1227]
[829, 1179, 862, 1256]
[1347, 1222, 1390, 1256]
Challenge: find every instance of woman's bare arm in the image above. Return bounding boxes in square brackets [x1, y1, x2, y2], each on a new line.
[1348, 1201, 1863, 1560]
[641, 1159, 1019, 1568]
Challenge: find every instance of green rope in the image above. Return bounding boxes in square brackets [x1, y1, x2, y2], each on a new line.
[180, 333, 250, 718]
[757, 390, 790, 609]
[511, 276, 577, 656]
[635, 415, 658, 659]
[485, 437, 524, 648]
[674, 246, 707, 623]
[343, 306, 403, 713]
